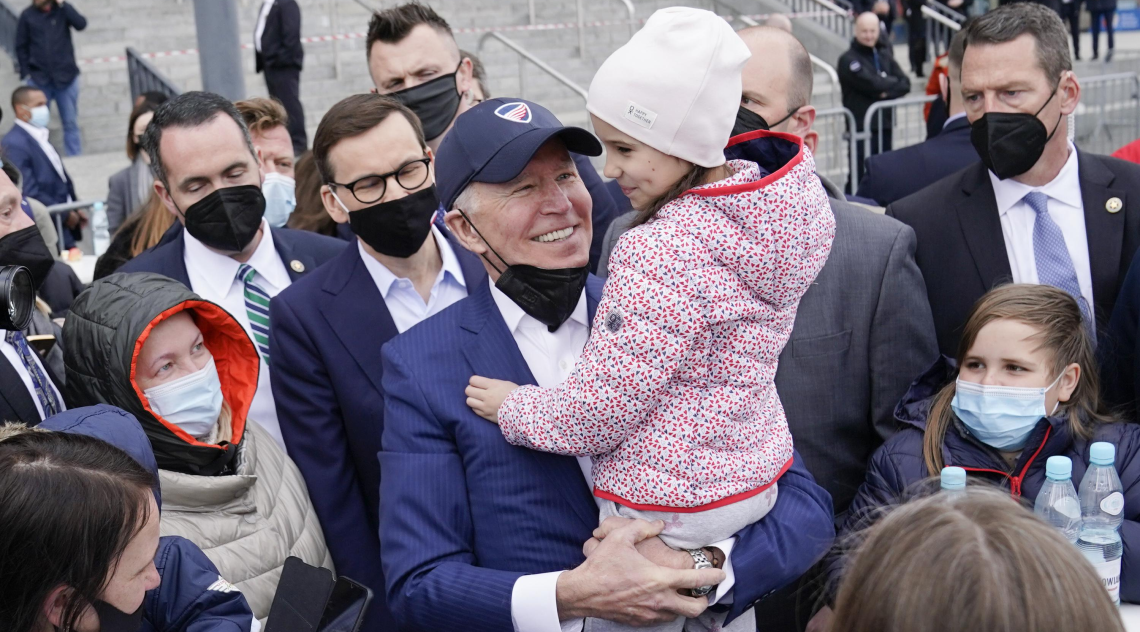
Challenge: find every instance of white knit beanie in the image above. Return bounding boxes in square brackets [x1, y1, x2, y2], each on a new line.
[587, 7, 750, 168]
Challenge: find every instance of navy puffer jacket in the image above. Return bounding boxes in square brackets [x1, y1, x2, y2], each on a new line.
[830, 357, 1140, 603]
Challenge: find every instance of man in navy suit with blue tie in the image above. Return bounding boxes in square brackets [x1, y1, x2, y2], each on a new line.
[118, 92, 345, 448]
[268, 93, 486, 632]
[379, 98, 835, 631]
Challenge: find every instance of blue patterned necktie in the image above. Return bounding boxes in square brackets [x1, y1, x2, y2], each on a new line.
[1024, 192, 1095, 333]
[872, 49, 882, 73]
[236, 264, 271, 363]
[6, 330, 61, 418]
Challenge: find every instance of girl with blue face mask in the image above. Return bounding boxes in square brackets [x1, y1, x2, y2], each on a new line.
[811, 283, 1140, 619]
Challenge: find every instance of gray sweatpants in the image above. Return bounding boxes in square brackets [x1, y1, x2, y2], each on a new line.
[587, 484, 778, 632]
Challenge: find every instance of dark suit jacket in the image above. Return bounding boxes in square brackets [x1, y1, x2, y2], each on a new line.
[596, 193, 938, 516]
[268, 232, 485, 632]
[2, 124, 76, 207]
[0, 309, 65, 426]
[117, 224, 345, 288]
[856, 116, 978, 207]
[378, 278, 836, 630]
[887, 153, 1140, 357]
[255, 0, 303, 73]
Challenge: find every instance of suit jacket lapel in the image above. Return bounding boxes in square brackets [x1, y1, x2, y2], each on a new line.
[1077, 151, 1126, 323]
[320, 245, 399, 395]
[956, 164, 1014, 291]
[460, 282, 598, 531]
[0, 353, 44, 425]
[272, 228, 319, 282]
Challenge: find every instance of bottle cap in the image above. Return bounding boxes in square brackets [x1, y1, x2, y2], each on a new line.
[941, 466, 966, 490]
[1045, 455, 1072, 480]
[1090, 442, 1116, 466]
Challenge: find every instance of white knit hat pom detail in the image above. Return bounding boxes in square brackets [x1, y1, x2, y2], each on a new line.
[587, 7, 751, 168]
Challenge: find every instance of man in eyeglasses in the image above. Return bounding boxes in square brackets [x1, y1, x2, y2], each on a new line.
[267, 92, 486, 632]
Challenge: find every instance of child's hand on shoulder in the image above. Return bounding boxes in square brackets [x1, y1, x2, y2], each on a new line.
[465, 376, 520, 423]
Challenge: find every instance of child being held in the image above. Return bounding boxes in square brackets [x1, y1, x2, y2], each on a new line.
[466, 8, 835, 631]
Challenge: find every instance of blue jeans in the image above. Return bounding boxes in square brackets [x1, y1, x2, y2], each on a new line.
[27, 76, 81, 156]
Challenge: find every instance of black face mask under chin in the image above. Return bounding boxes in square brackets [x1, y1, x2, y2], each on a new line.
[90, 599, 145, 632]
[970, 88, 1063, 180]
[0, 225, 54, 292]
[391, 64, 464, 141]
[457, 209, 588, 332]
[178, 184, 266, 253]
[731, 105, 795, 138]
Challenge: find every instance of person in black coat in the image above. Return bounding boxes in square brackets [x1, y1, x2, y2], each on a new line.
[1088, 0, 1117, 60]
[856, 30, 978, 206]
[886, 4, 1140, 358]
[839, 13, 912, 186]
[255, 0, 306, 154]
[1059, 0, 1084, 60]
[15, 0, 86, 156]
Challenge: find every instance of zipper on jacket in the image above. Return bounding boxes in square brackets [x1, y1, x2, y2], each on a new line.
[958, 426, 1052, 499]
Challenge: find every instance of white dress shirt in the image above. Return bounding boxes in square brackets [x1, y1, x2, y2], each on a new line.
[989, 142, 1094, 316]
[15, 119, 71, 200]
[183, 220, 289, 449]
[357, 227, 468, 333]
[493, 281, 737, 632]
[0, 328, 65, 420]
[254, 0, 276, 53]
[943, 111, 967, 129]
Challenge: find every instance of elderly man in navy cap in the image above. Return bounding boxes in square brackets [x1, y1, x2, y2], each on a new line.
[377, 96, 834, 632]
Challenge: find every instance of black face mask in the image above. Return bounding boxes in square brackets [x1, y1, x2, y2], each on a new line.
[731, 105, 795, 138]
[970, 89, 1062, 180]
[92, 599, 145, 632]
[180, 185, 266, 253]
[345, 186, 439, 258]
[0, 225, 54, 292]
[391, 65, 463, 142]
[457, 210, 588, 332]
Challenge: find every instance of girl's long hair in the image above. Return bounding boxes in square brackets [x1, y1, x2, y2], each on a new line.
[922, 284, 1113, 475]
[631, 163, 710, 228]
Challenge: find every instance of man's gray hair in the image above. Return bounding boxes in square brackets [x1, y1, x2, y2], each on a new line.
[140, 91, 259, 188]
[961, 3, 1071, 87]
[451, 183, 482, 213]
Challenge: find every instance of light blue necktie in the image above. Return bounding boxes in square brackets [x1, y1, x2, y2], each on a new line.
[237, 264, 271, 363]
[6, 330, 61, 418]
[1025, 192, 1095, 334]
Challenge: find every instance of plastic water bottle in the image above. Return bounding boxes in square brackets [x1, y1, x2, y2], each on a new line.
[1034, 455, 1080, 543]
[941, 466, 966, 495]
[1078, 442, 1124, 605]
[91, 201, 109, 257]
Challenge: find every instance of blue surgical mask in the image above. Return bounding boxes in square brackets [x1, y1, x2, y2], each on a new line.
[261, 172, 296, 228]
[29, 105, 50, 129]
[143, 356, 225, 439]
[951, 374, 1064, 451]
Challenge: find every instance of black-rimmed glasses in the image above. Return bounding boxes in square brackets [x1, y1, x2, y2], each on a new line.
[329, 157, 431, 205]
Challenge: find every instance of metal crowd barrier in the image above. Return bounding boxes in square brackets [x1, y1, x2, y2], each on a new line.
[1073, 72, 1140, 156]
[813, 107, 858, 191]
[922, 3, 963, 63]
[0, 0, 16, 66]
[127, 47, 181, 103]
[856, 94, 938, 187]
[46, 200, 103, 255]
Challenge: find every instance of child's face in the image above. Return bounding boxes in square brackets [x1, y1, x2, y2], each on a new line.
[959, 318, 1079, 413]
[591, 115, 695, 212]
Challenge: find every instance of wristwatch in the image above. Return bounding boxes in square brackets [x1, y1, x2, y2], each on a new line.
[686, 548, 716, 597]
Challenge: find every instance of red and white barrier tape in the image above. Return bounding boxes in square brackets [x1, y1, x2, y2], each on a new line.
[78, 10, 845, 66]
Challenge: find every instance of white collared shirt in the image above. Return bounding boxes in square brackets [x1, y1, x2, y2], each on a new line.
[357, 227, 468, 333]
[254, 0, 276, 53]
[989, 142, 1093, 316]
[15, 119, 70, 198]
[943, 112, 967, 129]
[494, 280, 737, 632]
[0, 328, 65, 421]
[183, 220, 290, 448]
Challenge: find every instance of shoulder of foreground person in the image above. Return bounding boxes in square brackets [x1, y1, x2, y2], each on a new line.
[271, 226, 348, 263]
[145, 536, 255, 632]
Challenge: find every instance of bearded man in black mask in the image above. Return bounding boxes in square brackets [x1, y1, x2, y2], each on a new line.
[0, 160, 67, 425]
[365, 2, 621, 274]
[885, 2, 1140, 357]
[118, 91, 345, 450]
[267, 93, 486, 632]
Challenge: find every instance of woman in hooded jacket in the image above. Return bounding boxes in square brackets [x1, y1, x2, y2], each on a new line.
[61, 271, 332, 621]
[808, 283, 1140, 630]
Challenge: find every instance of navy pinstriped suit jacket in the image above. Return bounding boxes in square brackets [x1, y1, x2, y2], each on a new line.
[378, 276, 836, 631]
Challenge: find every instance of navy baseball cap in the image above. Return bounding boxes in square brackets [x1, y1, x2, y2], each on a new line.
[436, 98, 603, 211]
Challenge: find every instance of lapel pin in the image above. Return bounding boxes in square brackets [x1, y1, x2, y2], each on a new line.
[290, 260, 306, 273]
[1107, 197, 1123, 214]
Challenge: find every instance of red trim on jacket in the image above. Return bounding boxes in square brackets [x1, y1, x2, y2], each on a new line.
[682, 130, 806, 199]
[593, 456, 793, 513]
[958, 426, 1053, 498]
